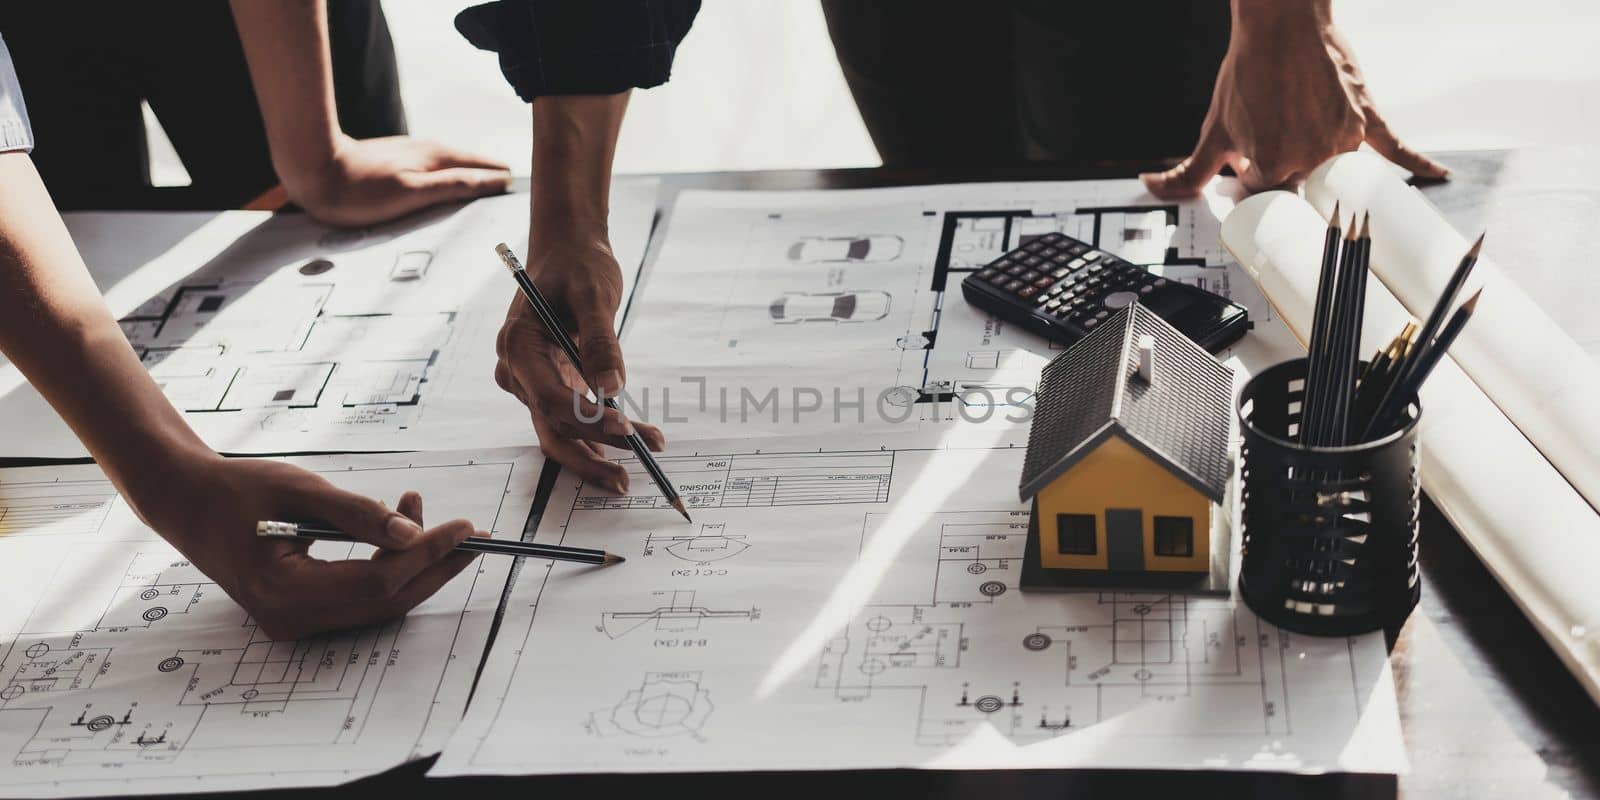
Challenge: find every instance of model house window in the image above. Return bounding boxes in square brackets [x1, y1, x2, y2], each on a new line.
[1056, 514, 1097, 555]
[1154, 516, 1194, 557]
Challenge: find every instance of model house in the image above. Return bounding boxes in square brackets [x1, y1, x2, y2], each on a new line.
[1018, 303, 1234, 591]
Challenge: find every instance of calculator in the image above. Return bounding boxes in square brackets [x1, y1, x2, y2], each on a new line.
[959, 232, 1249, 353]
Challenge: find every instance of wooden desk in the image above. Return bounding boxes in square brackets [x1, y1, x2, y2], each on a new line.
[52, 152, 1600, 799]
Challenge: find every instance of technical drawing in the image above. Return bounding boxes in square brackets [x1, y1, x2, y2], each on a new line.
[573, 450, 894, 511]
[769, 291, 892, 324]
[787, 234, 904, 263]
[589, 672, 713, 739]
[96, 552, 213, 629]
[814, 508, 1266, 747]
[644, 524, 751, 565]
[0, 481, 115, 538]
[0, 452, 536, 790]
[599, 590, 758, 639]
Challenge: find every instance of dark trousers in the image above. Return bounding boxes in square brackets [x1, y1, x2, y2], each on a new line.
[0, 0, 406, 210]
[820, 0, 1230, 168]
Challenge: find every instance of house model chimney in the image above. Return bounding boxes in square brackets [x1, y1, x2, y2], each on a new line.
[1137, 334, 1156, 384]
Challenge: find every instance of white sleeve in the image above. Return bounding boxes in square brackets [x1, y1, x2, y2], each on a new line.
[0, 35, 34, 154]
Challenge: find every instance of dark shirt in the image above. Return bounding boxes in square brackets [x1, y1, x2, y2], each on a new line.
[455, 0, 700, 102]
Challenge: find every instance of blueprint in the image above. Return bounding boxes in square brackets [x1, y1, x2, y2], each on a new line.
[432, 431, 1404, 776]
[615, 180, 1300, 439]
[0, 448, 544, 796]
[0, 179, 658, 457]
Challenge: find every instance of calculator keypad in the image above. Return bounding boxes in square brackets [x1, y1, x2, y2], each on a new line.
[969, 231, 1172, 331]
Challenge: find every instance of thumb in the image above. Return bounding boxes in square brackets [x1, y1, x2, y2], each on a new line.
[299, 480, 423, 551]
[405, 166, 513, 205]
[576, 308, 626, 398]
[1141, 117, 1232, 199]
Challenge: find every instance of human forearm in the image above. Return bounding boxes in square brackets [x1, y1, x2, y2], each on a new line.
[1232, 0, 1331, 29]
[0, 154, 216, 525]
[228, 0, 340, 189]
[529, 93, 630, 256]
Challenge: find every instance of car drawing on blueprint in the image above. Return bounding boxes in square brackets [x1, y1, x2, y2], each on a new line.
[787, 235, 904, 263]
[769, 291, 892, 324]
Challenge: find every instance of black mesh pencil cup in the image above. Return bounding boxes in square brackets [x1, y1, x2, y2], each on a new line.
[1236, 359, 1420, 639]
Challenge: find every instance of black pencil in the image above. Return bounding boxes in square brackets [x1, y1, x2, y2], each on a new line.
[1365, 289, 1483, 435]
[1359, 235, 1484, 440]
[1301, 203, 1343, 445]
[1332, 213, 1372, 445]
[495, 243, 692, 523]
[1312, 221, 1359, 445]
[256, 521, 625, 565]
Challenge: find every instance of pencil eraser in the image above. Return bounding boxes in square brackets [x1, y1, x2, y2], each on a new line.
[256, 520, 297, 538]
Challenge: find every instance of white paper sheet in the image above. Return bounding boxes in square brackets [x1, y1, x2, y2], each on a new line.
[1222, 190, 1600, 706]
[0, 179, 657, 457]
[432, 429, 1404, 777]
[618, 180, 1296, 440]
[0, 448, 543, 796]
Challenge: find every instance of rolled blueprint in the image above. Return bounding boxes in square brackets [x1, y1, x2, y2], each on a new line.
[1222, 191, 1600, 706]
[1304, 152, 1600, 515]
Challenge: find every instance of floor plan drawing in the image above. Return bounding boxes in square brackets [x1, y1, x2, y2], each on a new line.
[615, 182, 1299, 440]
[0, 449, 543, 797]
[432, 431, 1404, 777]
[3, 180, 658, 457]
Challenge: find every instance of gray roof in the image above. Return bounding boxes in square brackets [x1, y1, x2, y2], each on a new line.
[1019, 303, 1234, 502]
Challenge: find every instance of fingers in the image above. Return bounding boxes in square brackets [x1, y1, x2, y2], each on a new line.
[289, 477, 422, 550]
[258, 523, 483, 639]
[534, 414, 632, 494]
[575, 309, 626, 397]
[422, 141, 512, 172]
[396, 490, 424, 526]
[1362, 110, 1449, 180]
[1140, 116, 1233, 199]
[403, 166, 513, 206]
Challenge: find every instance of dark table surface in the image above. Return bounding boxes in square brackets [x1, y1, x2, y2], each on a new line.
[56, 152, 1600, 799]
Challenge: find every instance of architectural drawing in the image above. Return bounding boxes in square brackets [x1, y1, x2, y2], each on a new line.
[617, 182, 1292, 439]
[0, 449, 542, 797]
[8, 181, 658, 457]
[433, 432, 1404, 777]
[599, 591, 758, 639]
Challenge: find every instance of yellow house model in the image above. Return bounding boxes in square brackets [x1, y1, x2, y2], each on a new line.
[1018, 303, 1235, 592]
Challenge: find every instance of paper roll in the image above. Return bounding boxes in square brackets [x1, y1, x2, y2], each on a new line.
[1304, 152, 1600, 515]
[1223, 191, 1600, 706]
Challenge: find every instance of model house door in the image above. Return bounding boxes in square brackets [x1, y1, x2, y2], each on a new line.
[1106, 509, 1144, 572]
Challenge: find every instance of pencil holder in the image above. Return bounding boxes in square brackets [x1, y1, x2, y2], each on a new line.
[1236, 358, 1420, 640]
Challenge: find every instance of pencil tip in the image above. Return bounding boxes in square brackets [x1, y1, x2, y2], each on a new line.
[604, 553, 626, 565]
[1467, 232, 1485, 259]
[1463, 287, 1484, 310]
[670, 498, 692, 523]
[1331, 200, 1340, 226]
[1359, 211, 1371, 240]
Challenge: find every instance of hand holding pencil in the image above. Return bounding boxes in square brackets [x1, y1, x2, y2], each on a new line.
[497, 243, 692, 523]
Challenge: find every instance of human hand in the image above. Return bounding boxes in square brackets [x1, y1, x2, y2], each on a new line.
[141, 456, 483, 640]
[282, 134, 512, 227]
[493, 240, 665, 492]
[1140, 1, 1447, 198]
